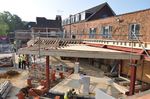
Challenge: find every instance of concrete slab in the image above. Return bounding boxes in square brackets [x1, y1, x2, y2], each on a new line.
[49, 74, 123, 98]
[18, 45, 141, 60]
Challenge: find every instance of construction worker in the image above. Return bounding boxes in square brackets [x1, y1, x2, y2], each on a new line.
[64, 89, 76, 99]
[18, 55, 22, 69]
[22, 54, 26, 69]
[13, 40, 17, 52]
[64, 91, 69, 99]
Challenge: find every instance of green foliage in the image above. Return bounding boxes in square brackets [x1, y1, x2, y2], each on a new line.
[0, 21, 9, 35]
[0, 11, 25, 35]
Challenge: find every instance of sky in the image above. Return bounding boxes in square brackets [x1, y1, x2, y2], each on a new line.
[0, 0, 150, 22]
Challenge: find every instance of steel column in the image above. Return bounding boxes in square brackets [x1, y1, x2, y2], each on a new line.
[129, 60, 137, 95]
[119, 60, 123, 76]
[46, 56, 50, 88]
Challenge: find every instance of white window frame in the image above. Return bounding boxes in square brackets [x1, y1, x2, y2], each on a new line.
[75, 14, 80, 22]
[129, 24, 140, 40]
[71, 16, 75, 23]
[89, 28, 96, 39]
[81, 12, 86, 21]
[62, 20, 66, 25]
[101, 26, 112, 38]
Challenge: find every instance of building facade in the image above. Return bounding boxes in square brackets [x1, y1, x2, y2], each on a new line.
[31, 15, 63, 38]
[62, 2, 116, 38]
[14, 30, 32, 48]
[63, 2, 150, 95]
[63, 8, 150, 42]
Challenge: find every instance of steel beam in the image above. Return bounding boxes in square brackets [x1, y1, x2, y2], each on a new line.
[46, 56, 50, 88]
[129, 60, 137, 95]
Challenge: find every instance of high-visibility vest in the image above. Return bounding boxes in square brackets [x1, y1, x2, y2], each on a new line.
[22, 55, 26, 61]
[18, 56, 22, 62]
[64, 92, 68, 99]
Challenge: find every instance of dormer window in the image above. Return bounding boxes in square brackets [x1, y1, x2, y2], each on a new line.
[81, 12, 86, 21]
[66, 18, 70, 24]
[62, 20, 66, 25]
[71, 16, 75, 23]
[75, 14, 81, 22]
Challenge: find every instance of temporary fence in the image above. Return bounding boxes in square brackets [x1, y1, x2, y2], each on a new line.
[0, 44, 14, 53]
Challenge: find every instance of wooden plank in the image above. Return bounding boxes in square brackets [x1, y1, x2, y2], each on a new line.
[112, 82, 129, 94]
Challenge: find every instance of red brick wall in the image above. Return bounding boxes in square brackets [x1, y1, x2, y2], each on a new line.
[63, 9, 150, 42]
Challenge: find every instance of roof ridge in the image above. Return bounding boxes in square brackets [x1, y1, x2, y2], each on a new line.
[85, 3, 107, 21]
[85, 2, 107, 12]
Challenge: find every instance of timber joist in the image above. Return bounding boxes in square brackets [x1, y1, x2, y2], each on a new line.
[28, 38, 82, 49]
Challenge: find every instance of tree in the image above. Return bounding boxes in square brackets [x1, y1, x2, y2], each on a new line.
[11, 14, 24, 30]
[0, 11, 25, 36]
[0, 13, 9, 35]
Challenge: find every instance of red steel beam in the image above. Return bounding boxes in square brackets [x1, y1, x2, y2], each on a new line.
[85, 43, 150, 61]
[129, 60, 138, 95]
[46, 56, 50, 88]
[107, 45, 143, 53]
[86, 43, 104, 48]
[85, 43, 144, 54]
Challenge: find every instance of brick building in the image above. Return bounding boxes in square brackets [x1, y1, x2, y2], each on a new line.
[14, 30, 32, 48]
[63, 2, 150, 95]
[31, 15, 63, 38]
[62, 2, 116, 38]
[63, 7, 150, 42]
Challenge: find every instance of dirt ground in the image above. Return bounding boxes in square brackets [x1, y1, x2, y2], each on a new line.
[0, 68, 29, 99]
[51, 56, 104, 77]
[0, 56, 105, 99]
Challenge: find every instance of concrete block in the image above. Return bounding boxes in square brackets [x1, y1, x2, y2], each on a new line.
[74, 62, 79, 74]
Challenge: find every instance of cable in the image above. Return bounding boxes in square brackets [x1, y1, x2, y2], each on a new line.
[132, 32, 150, 57]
